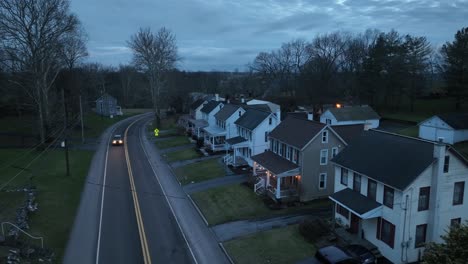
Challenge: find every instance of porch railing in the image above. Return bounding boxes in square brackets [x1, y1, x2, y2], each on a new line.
[254, 178, 265, 193]
[267, 185, 298, 198]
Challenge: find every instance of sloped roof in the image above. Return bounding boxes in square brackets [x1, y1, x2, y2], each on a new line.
[251, 151, 299, 175]
[235, 109, 271, 130]
[200, 101, 222, 114]
[437, 113, 468, 130]
[331, 124, 365, 144]
[269, 116, 325, 149]
[331, 130, 435, 190]
[328, 106, 380, 121]
[225, 136, 247, 145]
[214, 104, 242, 121]
[330, 188, 382, 215]
[245, 104, 272, 112]
[190, 99, 206, 110]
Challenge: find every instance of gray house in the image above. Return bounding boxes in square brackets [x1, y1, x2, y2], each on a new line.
[96, 93, 122, 117]
[252, 116, 363, 202]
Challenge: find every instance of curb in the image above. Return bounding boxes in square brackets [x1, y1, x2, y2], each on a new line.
[187, 194, 209, 227]
[218, 243, 235, 264]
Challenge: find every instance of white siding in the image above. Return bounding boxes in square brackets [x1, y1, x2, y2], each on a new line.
[319, 110, 379, 128]
[225, 108, 245, 139]
[418, 116, 456, 144]
[453, 129, 468, 143]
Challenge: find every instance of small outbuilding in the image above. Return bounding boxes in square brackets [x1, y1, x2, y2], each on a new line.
[320, 105, 380, 129]
[418, 113, 468, 144]
[96, 93, 122, 117]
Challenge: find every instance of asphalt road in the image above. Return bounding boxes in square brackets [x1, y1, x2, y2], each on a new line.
[97, 117, 193, 264]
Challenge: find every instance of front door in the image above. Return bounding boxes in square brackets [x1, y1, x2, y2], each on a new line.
[350, 214, 360, 234]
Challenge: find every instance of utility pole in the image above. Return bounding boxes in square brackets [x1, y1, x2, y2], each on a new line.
[61, 87, 70, 177]
[79, 95, 85, 143]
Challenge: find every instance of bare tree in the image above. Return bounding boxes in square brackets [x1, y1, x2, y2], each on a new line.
[127, 27, 179, 127]
[0, 0, 80, 144]
[61, 26, 88, 71]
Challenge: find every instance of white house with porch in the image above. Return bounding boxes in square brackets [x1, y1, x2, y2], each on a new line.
[224, 108, 280, 167]
[330, 130, 468, 263]
[197, 100, 223, 141]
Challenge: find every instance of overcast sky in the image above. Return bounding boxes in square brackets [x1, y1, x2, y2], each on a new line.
[70, 0, 468, 71]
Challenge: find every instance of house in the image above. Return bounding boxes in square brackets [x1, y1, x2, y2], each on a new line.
[320, 105, 380, 129]
[251, 116, 363, 202]
[202, 104, 245, 152]
[224, 108, 280, 167]
[190, 98, 208, 120]
[418, 113, 468, 144]
[246, 99, 281, 120]
[96, 93, 122, 117]
[183, 98, 209, 138]
[329, 130, 468, 263]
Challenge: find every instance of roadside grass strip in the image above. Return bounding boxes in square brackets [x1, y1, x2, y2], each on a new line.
[174, 159, 225, 185]
[155, 136, 190, 149]
[165, 148, 201, 162]
[224, 224, 314, 264]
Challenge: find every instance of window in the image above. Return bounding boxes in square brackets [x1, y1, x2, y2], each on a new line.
[286, 146, 291, 160]
[326, 118, 331, 125]
[278, 143, 283, 155]
[239, 111, 242, 117]
[353, 173, 361, 192]
[269, 117, 272, 125]
[444, 155, 450, 173]
[319, 173, 327, 189]
[451, 218, 461, 228]
[264, 131, 268, 142]
[418, 187, 430, 211]
[415, 224, 427, 248]
[376, 218, 395, 248]
[453, 181, 465, 205]
[273, 140, 278, 153]
[367, 179, 377, 200]
[320, 149, 328, 165]
[331, 147, 338, 158]
[383, 186, 394, 208]
[336, 204, 349, 218]
[340, 168, 348, 186]
[322, 130, 328, 143]
[292, 149, 298, 164]
[281, 144, 286, 158]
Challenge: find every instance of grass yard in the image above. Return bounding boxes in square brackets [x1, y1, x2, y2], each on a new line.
[0, 148, 94, 261]
[224, 224, 314, 264]
[174, 159, 225, 185]
[192, 184, 331, 226]
[154, 136, 190, 149]
[165, 148, 201, 162]
[396, 126, 419, 137]
[70, 112, 136, 139]
[455, 141, 468, 160]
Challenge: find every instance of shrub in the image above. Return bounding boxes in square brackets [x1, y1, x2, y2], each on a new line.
[299, 218, 330, 242]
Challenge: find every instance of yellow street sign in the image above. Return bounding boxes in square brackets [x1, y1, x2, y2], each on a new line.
[154, 128, 159, 137]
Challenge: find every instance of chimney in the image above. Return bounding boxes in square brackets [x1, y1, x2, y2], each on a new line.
[428, 142, 446, 242]
[241, 97, 245, 104]
[215, 93, 219, 102]
[307, 112, 313, 121]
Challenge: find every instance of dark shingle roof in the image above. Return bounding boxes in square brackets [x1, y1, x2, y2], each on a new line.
[190, 99, 206, 110]
[225, 136, 247, 145]
[200, 101, 222, 114]
[331, 124, 365, 144]
[331, 130, 435, 190]
[330, 188, 382, 215]
[214, 104, 242, 121]
[235, 109, 271, 130]
[251, 151, 299, 175]
[245, 104, 272, 112]
[269, 116, 325, 149]
[437, 113, 468, 129]
[328, 106, 380, 121]
[285, 112, 309, 120]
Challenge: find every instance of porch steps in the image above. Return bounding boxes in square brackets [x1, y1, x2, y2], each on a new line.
[254, 178, 265, 195]
[199, 148, 209, 156]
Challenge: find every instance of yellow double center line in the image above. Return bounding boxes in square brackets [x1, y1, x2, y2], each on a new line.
[124, 119, 152, 264]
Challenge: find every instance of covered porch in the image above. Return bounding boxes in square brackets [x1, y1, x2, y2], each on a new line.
[251, 151, 301, 201]
[223, 136, 250, 167]
[188, 118, 208, 139]
[203, 126, 227, 152]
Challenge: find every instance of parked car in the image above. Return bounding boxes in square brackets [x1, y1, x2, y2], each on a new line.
[112, 134, 123, 146]
[345, 245, 376, 264]
[314, 245, 360, 264]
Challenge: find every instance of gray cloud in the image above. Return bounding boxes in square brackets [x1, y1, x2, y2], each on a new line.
[70, 0, 468, 71]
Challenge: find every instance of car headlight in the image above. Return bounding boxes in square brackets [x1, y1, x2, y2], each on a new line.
[119, 140, 123, 143]
[112, 140, 116, 144]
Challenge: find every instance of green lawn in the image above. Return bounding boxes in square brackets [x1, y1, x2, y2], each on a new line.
[455, 141, 468, 160]
[192, 184, 331, 226]
[224, 225, 314, 264]
[0, 115, 36, 134]
[71, 112, 136, 139]
[174, 159, 225, 185]
[0, 149, 93, 261]
[165, 148, 201, 162]
[396, 126, 419, 137]
[155, 136, 190, 149]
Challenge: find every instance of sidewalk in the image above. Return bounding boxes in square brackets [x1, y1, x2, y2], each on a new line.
[140, 121, 229, 264]
[183, 174, 248, 194]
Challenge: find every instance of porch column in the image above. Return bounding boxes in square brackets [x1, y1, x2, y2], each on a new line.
[276, 177, 281, 198]
[253, 162, 257, 176]
[266, 171, 270, 186]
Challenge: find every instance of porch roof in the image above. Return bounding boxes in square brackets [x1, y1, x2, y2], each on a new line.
[251, 151, 299, 176]
[189, 118, 208, 128]
[203, 126, 226, 136]
[225, 136, 249, 147]
[329, 188, 382, 219]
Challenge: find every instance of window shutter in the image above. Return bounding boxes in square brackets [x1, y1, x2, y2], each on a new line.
[376, 217, 381, 240]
